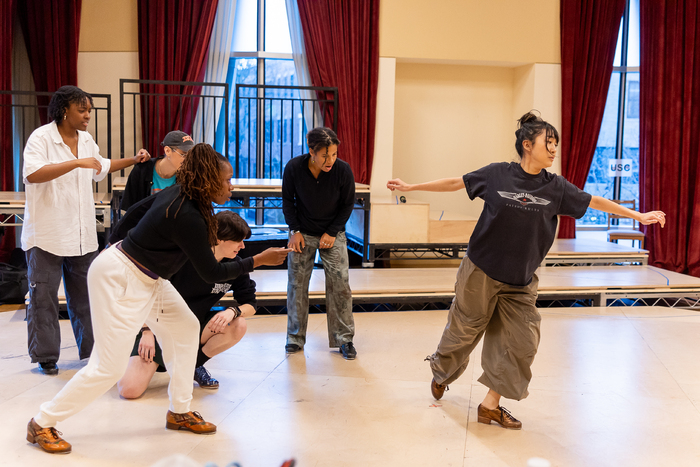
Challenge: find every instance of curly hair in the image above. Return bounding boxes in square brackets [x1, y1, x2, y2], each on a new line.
[173, 143, 224, 246]
[47, 86, 94, 124]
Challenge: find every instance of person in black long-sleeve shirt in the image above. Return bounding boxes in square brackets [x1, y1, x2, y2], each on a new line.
[117, 210, 260, 397]
[27, 144, 290, 454]
[282, 127, 357, 360]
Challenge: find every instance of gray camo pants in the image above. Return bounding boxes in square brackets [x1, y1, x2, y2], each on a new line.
[427, 256, 541, 401]
[286, 231, 354, 347]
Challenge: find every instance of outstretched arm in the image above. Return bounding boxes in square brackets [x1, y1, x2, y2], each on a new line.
[109, 149, 151, 173]
[589, 196, 666, 227]
[387, 177, 464, 193]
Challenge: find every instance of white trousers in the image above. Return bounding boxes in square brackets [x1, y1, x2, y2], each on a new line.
[34, 246, 200, 427]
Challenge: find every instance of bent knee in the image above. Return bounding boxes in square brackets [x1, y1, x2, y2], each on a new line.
[117, 380, 146, 399]
[229, 317, 247, 339]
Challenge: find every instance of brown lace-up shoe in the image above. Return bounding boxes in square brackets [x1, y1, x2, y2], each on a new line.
[166, 410, 216, 434]
[27, 418, 72, 454]
[477, 404, 522, 430]
[430, 378, 449, 400]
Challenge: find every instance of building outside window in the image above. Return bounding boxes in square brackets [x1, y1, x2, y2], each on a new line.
[579, 0, 640, 230]
[226, 0, 303, 225]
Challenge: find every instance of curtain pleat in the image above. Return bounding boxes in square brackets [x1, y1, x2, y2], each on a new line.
[296, 0, 379, 184]
[16, 0, 82, 124]
[137, 0, 219, 157]
[0, 0, 15, 262]
[192, 0, 236, 152]
[558, 0, 626, 238]
[639, 0, 700, 274]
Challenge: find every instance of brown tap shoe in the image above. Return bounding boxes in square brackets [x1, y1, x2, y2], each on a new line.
[430, 378, 449, 400]
[27, 418, 72, 454]
[166, 410, 216, 434]
[477, 404, 522, 430]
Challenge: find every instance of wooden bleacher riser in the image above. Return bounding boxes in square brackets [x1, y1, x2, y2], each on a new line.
[428, 210, 476, 243]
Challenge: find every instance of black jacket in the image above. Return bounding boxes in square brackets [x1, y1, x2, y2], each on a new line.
[120, 185, 254, 282]
[281, 154, 355, 237]
[170, 258, 257, 319]
[120, 159, 157, 211]
[112, 189, 257, 315]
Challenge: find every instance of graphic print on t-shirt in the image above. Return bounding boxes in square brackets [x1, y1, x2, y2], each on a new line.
[497, 191, 551, 207]
[211, 283, 232, 295]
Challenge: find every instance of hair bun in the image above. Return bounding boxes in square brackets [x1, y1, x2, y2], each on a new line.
[518, 111, 541, 128]
[513, 110, 559, 159]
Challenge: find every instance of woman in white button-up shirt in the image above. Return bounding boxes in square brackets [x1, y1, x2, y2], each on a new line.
[22, 85, 150, 376]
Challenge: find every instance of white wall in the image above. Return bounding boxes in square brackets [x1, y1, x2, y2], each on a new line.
[389, 62, 516, 219]
[77, 51, 141, 192]
[371, 60, 562, 219]
[370, 57, 397, 198]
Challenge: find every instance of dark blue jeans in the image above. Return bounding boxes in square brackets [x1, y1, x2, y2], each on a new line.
[286, 232, 354, 348]
[26, 247, 96, 363]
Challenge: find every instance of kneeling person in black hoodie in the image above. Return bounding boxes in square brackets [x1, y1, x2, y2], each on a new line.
[116, 209, 282, 396]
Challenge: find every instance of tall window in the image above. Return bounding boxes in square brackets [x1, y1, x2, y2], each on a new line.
[579, 0, 640, 228]
[227, 0, 302, 225]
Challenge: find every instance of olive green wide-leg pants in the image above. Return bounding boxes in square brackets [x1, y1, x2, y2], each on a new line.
[427, 257, 541, 401]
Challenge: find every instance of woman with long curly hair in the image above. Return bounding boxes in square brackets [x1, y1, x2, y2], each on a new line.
[26, 143, 289, 454]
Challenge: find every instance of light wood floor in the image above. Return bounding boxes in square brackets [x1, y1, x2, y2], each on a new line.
[1, 306, 700, 466]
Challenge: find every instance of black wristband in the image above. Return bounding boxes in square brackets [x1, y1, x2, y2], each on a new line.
[232, 306, 242, 320]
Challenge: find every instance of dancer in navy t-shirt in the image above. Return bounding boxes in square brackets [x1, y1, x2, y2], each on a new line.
[387, 112, 666, 429]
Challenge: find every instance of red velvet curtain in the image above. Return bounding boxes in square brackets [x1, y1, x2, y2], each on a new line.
[17, 0, 82, 124]
[137, 0, 218, 157]
[558, 0, 626, 238]
[296, 0, 379, 184]
[639, 0, 700, 275]
[0, 0, 15, 262]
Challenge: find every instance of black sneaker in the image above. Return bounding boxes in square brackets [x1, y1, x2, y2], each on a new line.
[38, 362, 58, 375]
[285, 343, 302, 354]
[339, 343, 357, 360]
[194, 366, 219, 389]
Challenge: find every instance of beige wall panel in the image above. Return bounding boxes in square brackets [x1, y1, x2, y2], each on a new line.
[513, 64, 536, 117]
[511, 63, 562, 174]
[370, 199, 429, 243]
[370, 57, 397, 198]
[80, 0, 138, 52]
[391, 62, 517, 220]
[532, 63, 562, 174]
[379, 0, 560, 64]
[78, 51, 141, 192]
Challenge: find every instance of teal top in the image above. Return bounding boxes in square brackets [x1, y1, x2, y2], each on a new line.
[151, 167, 176, 195]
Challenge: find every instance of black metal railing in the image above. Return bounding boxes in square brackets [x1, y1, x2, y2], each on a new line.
[234, 84, 337, 180]
[119, 79, 229, 170]
[233, 84, 337, 226]
[0, 89, 111, 192]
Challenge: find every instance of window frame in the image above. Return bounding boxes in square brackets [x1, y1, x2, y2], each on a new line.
[610, 0, 639, 207]
[230, 0, 297, 226]
[578, 0, 640, 231]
